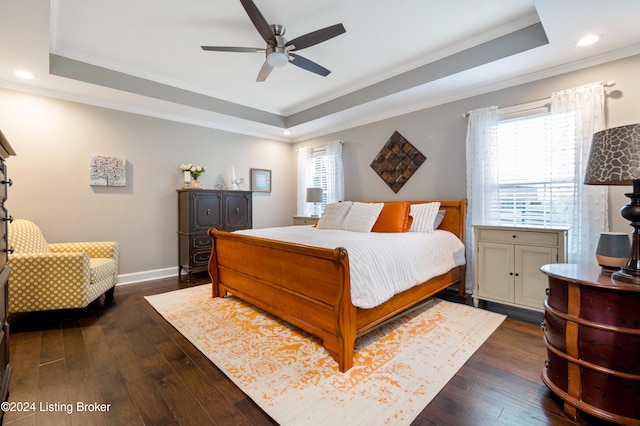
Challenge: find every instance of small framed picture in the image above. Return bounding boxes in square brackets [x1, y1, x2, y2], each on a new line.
[250, 168, 271, 192]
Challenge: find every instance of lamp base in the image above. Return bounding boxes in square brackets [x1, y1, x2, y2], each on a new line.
[615, 179, 640, 285]
[612, 268, 640, 284]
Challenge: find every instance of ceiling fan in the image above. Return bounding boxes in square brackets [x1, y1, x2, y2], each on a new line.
[201, 0, 346, 82]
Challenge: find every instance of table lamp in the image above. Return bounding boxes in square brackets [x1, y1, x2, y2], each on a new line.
[306, 187, 323, 217]
[584, 123, 640, 283]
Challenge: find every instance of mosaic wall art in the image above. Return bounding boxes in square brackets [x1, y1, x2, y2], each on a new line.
[90, 155, 126, 186]
[370, 131, 426, 193]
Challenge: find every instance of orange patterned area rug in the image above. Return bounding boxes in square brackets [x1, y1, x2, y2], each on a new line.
[145, 285, 505, 425]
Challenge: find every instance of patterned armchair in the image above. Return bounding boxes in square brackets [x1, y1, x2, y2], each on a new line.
[7, 219, 118, 313]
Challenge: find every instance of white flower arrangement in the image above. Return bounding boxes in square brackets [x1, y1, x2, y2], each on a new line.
[180, 163, 206, 180]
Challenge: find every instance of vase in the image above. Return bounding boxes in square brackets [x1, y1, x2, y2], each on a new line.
[191, 180, 202, 189]
[183, 171, 191, 188]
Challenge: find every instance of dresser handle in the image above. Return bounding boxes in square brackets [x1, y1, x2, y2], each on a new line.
[540, 321, 547, 332]
[1, 178, 12, 187]
[2, 215, 12, 223]
[4, 247, 13, 254]
[236, 208, 240, 214]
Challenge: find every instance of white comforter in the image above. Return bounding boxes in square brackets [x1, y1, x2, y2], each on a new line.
[235, 226, 466, 309]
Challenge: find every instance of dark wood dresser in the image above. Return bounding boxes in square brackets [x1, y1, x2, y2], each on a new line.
[178, 189, 252, 280]
[0, 130, 15, 418]
[540, 263, 640, 425]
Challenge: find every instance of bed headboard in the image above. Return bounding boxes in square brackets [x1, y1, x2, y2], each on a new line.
[408, 199, 467, 243]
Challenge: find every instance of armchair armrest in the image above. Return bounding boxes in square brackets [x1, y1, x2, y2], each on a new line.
[7, 252, 91, 289]
[49, 241, 118, 260]
[7, 252, 93, 312]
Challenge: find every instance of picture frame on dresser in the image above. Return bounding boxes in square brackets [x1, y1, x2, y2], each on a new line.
[250, 168, 271, 193]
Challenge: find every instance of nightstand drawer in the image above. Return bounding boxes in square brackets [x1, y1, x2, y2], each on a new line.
[292, 216, 319, 226]
[476, 228, 558, 246]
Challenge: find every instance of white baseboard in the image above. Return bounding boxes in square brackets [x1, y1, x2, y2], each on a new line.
[117, 267, 180, 286]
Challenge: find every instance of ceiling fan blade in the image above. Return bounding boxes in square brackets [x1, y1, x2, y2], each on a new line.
[288, 53, 331, 77]
[285, 23, 346, 51]
[201, 46, 265, 53]
[256, 61, 273, 82]
[239, 0, 276, 46]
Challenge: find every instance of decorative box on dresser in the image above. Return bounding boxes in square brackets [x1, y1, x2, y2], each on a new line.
[540, 263, 640, 425]
[178, 189, 252, 280]
[473, 225, 568, 311]
[0, 130, 15, 419]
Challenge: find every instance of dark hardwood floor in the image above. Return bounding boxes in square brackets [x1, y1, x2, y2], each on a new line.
[2, 274, 611, 425]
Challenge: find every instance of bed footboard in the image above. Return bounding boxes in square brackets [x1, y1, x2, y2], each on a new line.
[208, 229, 357, 372]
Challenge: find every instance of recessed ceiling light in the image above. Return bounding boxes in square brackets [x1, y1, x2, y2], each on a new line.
[577, 34, 600, 47]
[14, 69, 34, 79]
[282, 130, 291, 136]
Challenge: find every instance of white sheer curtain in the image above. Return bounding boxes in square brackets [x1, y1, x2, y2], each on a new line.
[296, 146, 312, 216]
[324, 140, 345, 204]
[296, 141, 344, 216]
[550, 82, 607, 263]
[465, 106, 499, 289]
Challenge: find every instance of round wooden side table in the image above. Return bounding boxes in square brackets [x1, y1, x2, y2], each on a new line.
[540, 263, 640, 425]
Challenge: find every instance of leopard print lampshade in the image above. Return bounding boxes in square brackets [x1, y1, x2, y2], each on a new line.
[584, 123, 640, 185]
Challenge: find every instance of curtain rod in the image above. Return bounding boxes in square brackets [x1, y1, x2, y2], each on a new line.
[296, 140, 343, 153]
[461, 80, 617, 118]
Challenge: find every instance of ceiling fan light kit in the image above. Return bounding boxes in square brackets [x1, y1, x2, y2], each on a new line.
[201, 0, 346, 82]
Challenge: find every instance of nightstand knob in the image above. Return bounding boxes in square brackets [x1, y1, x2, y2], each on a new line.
[544, 359, 551, 369]
[1, 178, 12, 187]
[4, 247, 13, 254]
[2, 215, 12, 223]
[545, 287, 551, 296]
[540, 321, 547, 332]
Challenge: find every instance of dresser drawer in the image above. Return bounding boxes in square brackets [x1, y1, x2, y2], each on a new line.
[192, 251, 210, 266]
[0, 162, 6, 203]
[192, 235, 212, 249]
[0, 235, 6, 272]
[477, 228, 558, 246]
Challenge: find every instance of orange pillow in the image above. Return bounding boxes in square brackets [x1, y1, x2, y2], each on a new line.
[371, 202, 413, 232]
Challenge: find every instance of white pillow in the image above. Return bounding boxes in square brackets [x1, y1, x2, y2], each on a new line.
[317, 201, 353, 229]
[342, 202, 384, 232]
[409, 202, 441, 233]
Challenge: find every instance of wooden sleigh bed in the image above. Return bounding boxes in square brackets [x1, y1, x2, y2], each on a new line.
[207, 199, 467, 372]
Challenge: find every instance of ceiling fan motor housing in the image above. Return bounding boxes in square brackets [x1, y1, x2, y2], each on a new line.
[266, 32, 289, 67]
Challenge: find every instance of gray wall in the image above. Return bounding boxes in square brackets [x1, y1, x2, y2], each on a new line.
[1, 54, 638, 282]
[295, 54, 640, 234]
[0, 89, 296, 280]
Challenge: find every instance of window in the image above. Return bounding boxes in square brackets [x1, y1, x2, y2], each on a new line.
[297, 141, 344, 217]
[494, 111, 575, 228]
[308, 151, 329, 212]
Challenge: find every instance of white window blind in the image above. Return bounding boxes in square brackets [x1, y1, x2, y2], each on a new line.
[494, 111, 576, 228]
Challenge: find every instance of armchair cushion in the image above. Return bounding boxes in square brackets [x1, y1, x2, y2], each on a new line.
[7, 219, 119, 313]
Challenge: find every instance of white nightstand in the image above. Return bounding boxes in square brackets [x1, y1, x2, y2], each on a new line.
[473, 224, 569, 312]
[292, 216, 319, 226]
